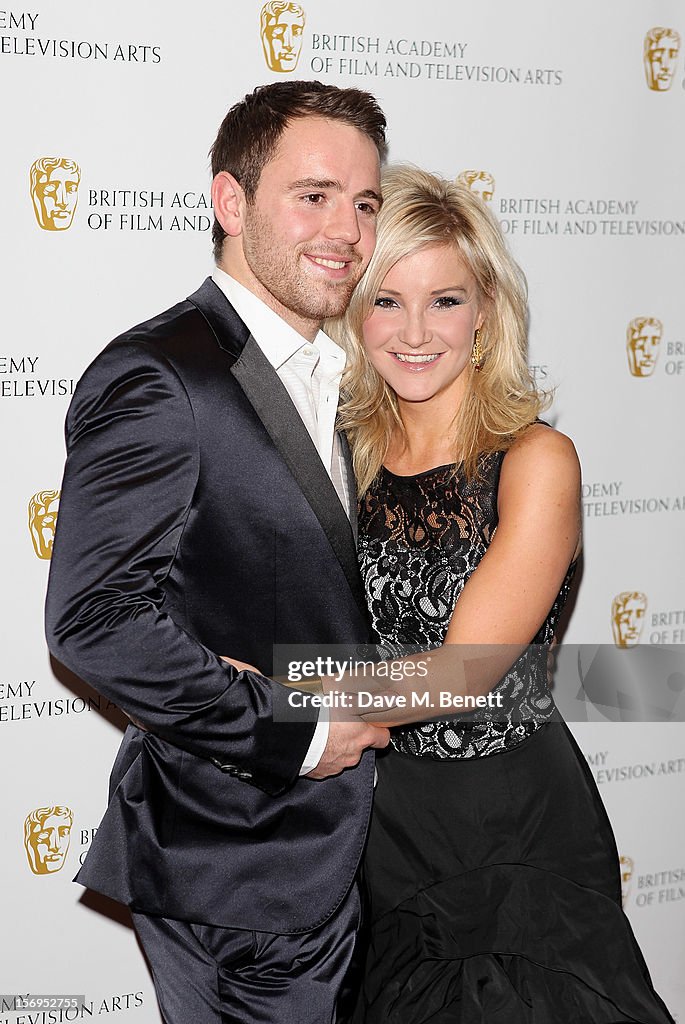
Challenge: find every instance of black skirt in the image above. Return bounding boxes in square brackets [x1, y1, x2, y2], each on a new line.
[353, 716, 674, 1024]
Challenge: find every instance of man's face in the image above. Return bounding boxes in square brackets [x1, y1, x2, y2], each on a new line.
[238, 117, 381, 338]
[613, 597, 646, 647]
[33, 165, 80, 230]
[29, 492, 60, 559]
[27, 813, 72, 874]
[628, 321, 661, 376]
[620, 856, 634, 904]
[471, 176, 494, 202]
[646, 33, 680, 90]
[263, 9, 305, 71]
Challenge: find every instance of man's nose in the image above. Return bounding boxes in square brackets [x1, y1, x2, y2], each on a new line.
[324, 201, 361, 245]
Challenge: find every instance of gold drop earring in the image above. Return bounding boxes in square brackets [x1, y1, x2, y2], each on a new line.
[471, 328, 483, 370]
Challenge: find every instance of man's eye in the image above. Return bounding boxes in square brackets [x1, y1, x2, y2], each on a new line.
[356, 201, 378, 216]
[302, 193, 325, 204]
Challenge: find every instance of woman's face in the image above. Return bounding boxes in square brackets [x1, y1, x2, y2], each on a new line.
[362, 244, 484, 410]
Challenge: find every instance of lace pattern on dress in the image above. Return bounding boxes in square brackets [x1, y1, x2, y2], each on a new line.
[358, 451, 576, 759]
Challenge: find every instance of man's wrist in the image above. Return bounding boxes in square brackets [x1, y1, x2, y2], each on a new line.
[299, 708, 330, 774]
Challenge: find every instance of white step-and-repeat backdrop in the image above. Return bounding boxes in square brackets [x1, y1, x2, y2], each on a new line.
[2, 1, 683, 1019]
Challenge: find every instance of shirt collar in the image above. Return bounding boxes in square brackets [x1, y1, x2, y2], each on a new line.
[211, 266, 344, 371]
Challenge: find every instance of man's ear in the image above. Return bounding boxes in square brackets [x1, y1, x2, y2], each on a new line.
[211, 171, 245, 238]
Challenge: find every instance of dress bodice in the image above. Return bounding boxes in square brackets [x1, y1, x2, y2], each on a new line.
[357, 450, 576, 758]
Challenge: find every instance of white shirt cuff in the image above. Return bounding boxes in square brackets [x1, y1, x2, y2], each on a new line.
[299, 707, 330, 775]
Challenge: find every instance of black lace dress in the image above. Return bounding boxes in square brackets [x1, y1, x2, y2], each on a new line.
[353, 451, 673, 1024]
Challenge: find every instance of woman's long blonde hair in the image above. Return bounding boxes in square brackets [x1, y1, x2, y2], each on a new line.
[330, 165, 548, 494]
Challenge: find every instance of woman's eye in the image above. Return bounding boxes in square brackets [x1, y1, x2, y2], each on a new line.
[374, 297, 398, 309]
[434, 296, 462, 309]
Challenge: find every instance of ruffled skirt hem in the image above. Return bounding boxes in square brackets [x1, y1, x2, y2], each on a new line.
[355, 863, 674, 1024]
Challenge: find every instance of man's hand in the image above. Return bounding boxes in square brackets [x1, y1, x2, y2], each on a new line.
[221, 655, 261, 673]
[305, 707, 390, 780]
[219, 658, 390, 778]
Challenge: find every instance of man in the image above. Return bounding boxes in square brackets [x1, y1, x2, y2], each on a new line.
[611, 591, 647, 648]
[456, 169, 495, 203]
[643, 26, 680, 91]
[619, 855, 634, 906]
[30, 157, 81, 231]
[626, 316, 662, 377]
[45, 81, 389, 1023]
[28, 489, 60, 559]
[260, 1, 306, 73]
[24, 805, 74, 875]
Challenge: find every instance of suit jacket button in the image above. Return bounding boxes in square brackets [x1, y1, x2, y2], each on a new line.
[212, 759, 237, 773]
[237, 771, 252, 780]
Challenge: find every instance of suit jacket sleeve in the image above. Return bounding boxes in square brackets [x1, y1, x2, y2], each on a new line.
[45, 339, 316, 795]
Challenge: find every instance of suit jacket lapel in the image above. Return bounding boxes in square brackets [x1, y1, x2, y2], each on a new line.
[338, 430, 358, 546]
[189, 279, 368, 621]
[232, 338, 368, 618]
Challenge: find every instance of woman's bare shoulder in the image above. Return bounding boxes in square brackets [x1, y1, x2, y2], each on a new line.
[502, 422, 580, 483]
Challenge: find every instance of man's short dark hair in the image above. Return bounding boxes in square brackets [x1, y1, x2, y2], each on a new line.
[209, 80, 387, 261]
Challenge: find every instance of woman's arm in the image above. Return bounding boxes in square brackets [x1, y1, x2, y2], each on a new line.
[442, 423, 581, 647]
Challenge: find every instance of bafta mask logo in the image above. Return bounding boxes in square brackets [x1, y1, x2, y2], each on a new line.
[626, 317, 662, 377]
[260, 1, 306, 73]
[28, 490, 60, 560]
[620, 855, 634, 906]
[612, 592, 647, 648]
[30, 157, 81, 231]
[643, 28, 681, 91]
[456, 170, 495, 203]
[24, 806, 74, 875]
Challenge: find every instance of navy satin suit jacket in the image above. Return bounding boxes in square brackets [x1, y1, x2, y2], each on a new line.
[45, 278, 375, 933]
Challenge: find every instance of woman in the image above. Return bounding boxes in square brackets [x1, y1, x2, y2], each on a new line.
[328, 166, 674, 1023]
